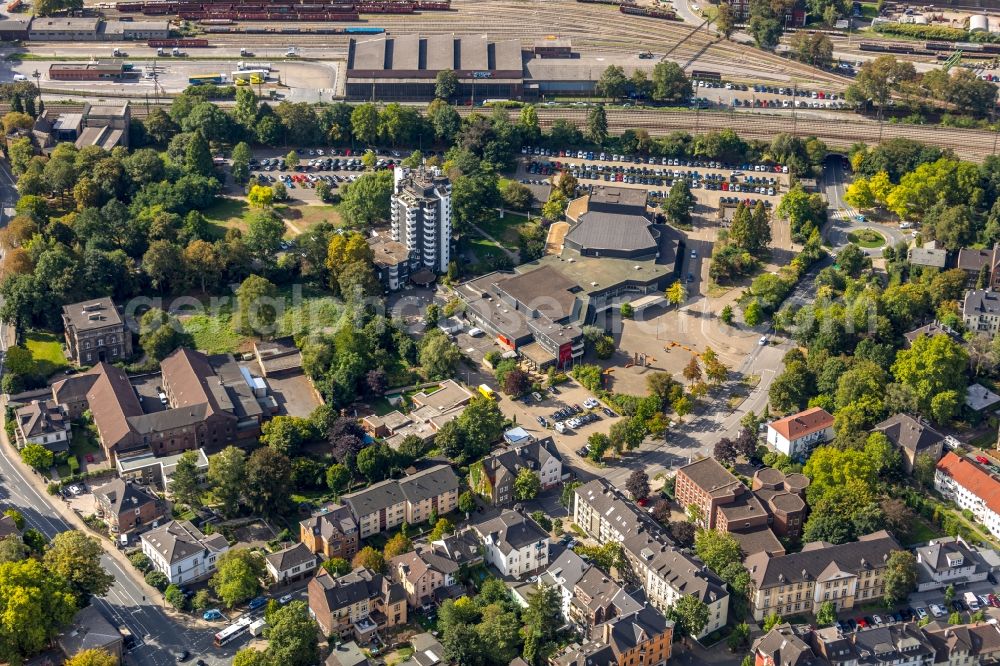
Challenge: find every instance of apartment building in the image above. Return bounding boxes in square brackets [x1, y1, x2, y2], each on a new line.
[469, 436, 563, 507]
[307, 568, 407, 640]
[472, 509, 549, 578]
[573, 479, 729, 640]
[140, 520, 229, 585]
[62, 297, 132, 366]
[388, 544, 461, 608]
[299, 503, 360, 561]
[934, 452, 1000, 539]
[744, 531, 901, 622]
[963, 290, 1000, 336]
[914, 536, 992, 592]
[766, 407, 834, 458]
[264, 542, 317, 585]
[342, 464, 460, 538]
[374, 166, 452, 290]
[875, 413, 946, 475]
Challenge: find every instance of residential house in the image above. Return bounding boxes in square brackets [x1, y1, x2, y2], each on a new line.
[915, 536, 991, 592]
[307, 567, 407, 641]
[13, 399, 70, 450]
[57, 605, 124, 665]
[406, 633, 446, 666]
[743, 530, 901, 621]
[964, 290, 1000, 336]
[472, 509, 549, 578]
[342, 464, 460, 538]
[572, 479, 659, 544]
[600, 606, 673, 666]
[265, 542, 318, 585]
[61, 297, 132, 366]
[903, 321, 965, 348]
[925, 621, 1000, 664]
[541, 549, 591, 622]
[568, 566, 642, 631]
[469, 437, 563, 506]
[325, 641, 371, 666]
[92, 478, 168, 535]
[766, 407, 834, 458]
[388, 544, 460, 607]
[430, 528, 483, 567]
[300, 503, 360, 561]
[752, 623, 818, 666]
[362, 381, 473, 450]
[935, 452, 1000, 539]
[140, 519, 230, 585]
[874, 413, 946, 475]
[908, 242, 948, 270]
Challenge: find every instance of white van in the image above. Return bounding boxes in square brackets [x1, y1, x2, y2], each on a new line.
[467, 327, 484, 337]
[12, 74, 26, 81]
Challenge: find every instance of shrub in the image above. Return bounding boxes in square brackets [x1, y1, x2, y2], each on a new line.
[165, 584, 188, 610]
[129, 552, 153, 573]
[145, 570, 170, 591]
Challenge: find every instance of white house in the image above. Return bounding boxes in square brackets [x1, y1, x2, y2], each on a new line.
[264, 542, 318, 585]
[766, 407, 834, 457]
[13, 399, 70, 450]
[540, 549, 590, 621]
[473, 509, 549, 578]
[140, 520, 229, 585]
[935, 452, 1000, 539]
[915, 536, 991, 592]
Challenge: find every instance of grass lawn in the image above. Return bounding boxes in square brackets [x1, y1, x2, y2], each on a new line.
[24, 331, 69, 377]
[203, 198, 342, 239]
[180, 285, 344, 354]
[69, 426, 101, 457]
[203, 198, 250, 237]
[277, 203, 342, 236]
[468, 238, 510, 266]
[474, 211, 529, 250]
[848, 229, 886, 248]
[903, 517, 943, 546]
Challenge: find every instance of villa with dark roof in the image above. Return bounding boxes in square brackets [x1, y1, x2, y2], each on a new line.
[307, 568, 407, 640]
[13, 398, 70, 450]
[874, 413, 946, 475]
[265, 542, 317, 585]
[472, 509, 549, 577]
[61, 297, 132, 366]
[92, 478, 167, 535]
[469, 437, 563, 506]
[964, 289, 1000, 335]
[140, 519, 229, 585]
[300, 503, 360, 561]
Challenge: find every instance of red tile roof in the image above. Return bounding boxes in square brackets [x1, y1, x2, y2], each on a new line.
[936, 452, 1000, 515]
[768, 407, 834, 441]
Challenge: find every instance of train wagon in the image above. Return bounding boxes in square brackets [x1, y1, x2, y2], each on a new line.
[344, 26, 384, 32]
[148, 38, 209, 47]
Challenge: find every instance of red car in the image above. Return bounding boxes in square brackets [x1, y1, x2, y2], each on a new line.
[857, 618, 868, 628]
[977, 456, 991, 465]
[989, 594, 1000, 608]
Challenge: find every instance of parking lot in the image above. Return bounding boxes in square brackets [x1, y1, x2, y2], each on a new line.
[689, 78, 854, 111]
[248, 147, 410, 202]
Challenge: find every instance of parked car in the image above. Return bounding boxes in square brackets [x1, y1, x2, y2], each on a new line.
[202, 609, 223, 621]
[248, 596, 268, 611]
[915, 607, 928, 619]
[278, 594, 294, 605]
[930, 604, 947, 618]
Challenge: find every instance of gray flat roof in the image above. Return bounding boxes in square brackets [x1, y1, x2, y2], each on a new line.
[566, 212, 658, 253]
[349, 34, 522, 73]
[500, 265, 579, 320]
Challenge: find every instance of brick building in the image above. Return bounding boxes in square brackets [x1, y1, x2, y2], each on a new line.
[62, 297, 132, 366]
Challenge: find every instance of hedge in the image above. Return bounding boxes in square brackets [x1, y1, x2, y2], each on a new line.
[873, 21, 1000, 43]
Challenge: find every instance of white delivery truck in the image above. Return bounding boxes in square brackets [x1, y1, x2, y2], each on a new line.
[965, 592, 981, 611]
[249, 618, 267, 637]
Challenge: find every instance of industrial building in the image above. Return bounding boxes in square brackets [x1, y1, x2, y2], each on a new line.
[0, 18, 30, 41]
[48, 60, 128, 82]
[29, 17, 101, 41]
[345, 34, 523, 102]
[100, 19, 170, 40]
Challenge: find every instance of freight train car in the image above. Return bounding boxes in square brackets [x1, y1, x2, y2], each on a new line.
[148, 38, 209, 46]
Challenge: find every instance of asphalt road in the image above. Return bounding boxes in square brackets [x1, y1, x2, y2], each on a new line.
[822, 154, 908, 256]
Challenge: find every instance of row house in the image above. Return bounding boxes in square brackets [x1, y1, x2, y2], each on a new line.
[342, 464, 460, 539]
[744, 530, 901, 622]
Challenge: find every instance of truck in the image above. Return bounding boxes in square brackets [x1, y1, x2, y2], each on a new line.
[249, 618, 267, 637]
[965, 592, 981, 611]
[237, 61, 272, 72]
[240, 47, 253, 57]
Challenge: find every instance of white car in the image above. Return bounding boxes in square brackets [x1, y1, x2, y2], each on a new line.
[916, 607, 928, 619]
[278, 594, 293, 605]
[467, 327, 484, 337]
[759, 336, 768, 345]
[930, 604, 946, 618]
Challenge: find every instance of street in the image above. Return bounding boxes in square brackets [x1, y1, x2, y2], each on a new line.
[822, 154, 907, 256]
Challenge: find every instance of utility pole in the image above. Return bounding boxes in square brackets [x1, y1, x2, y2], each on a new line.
[31, 69, 41, 111]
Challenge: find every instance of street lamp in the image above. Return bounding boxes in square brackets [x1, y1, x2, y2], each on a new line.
[31, 69, 41, 112]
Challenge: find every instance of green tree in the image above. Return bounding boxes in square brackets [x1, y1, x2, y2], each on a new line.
[435, 69, 459, 100]
[265, 601, 319, 666]
[716, 2, 736, 37]
[244, 447, 292, 516]
[668, 594, 710, 638]
[184, 131, 214, 178]
[235, 274, 279, 338]
[597, 65, 628, 100]
[419, 329, 462, 379]
[458, 490, 477, 514]
[350, 103, 380, 145]
[64, 649, 118, 666]
[322, 557, 351, 576]
[211, 549, 265, 607]
[326, 463, 350, 495]
[20, 443, 53, 470]
[816, 600, 837, 626]
[744, 300, 764, 327]
[651, 61, 692, 103]
[762, 611, 783, 632]
[245, 210, 286, 265]
[231, 142, 252, 185]
[145, 570, 169, 590]
[586, 105, 608, 144]
[339, 169, 393, 229]
[883, 550, 918, 606]
[165, 584, 188, 610]
[891, 333, 969, 423]
[662, 179, 695, 225]
[694, 530, 742, 572]
[170, 450, 204, 508]
[260, 416, 314, 457]
[207, 446, 246, 517]
[513, 467, 541, 501]
[666, 280, 688, 306]
[43, 531, 114, 606]
[846, 55, 917, 111]
[247, 184, 275, 208]
[0, 558, 77, 665]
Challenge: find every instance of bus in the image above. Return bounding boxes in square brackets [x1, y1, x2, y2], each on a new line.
[478, 384, 497, 401]
[189, 73, 225, 85]
[214, 616, 254, 647]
